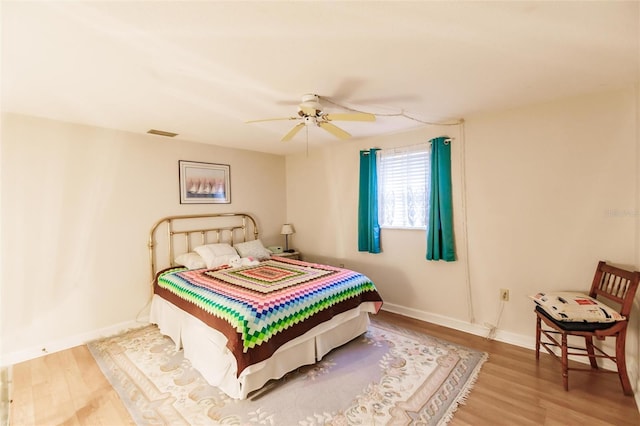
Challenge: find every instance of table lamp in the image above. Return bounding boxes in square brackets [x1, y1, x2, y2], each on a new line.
[280, 224, 295, 252]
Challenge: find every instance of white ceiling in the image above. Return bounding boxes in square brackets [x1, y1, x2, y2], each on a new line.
[2, 1, 638, 155]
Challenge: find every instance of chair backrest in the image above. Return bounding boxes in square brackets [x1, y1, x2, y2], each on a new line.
[589, 260, 640, 319]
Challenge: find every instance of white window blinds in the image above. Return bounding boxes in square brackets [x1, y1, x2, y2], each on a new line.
[377, 143, 430, 229]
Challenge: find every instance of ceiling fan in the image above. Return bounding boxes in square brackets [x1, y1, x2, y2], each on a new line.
[246, 94, 376, 141]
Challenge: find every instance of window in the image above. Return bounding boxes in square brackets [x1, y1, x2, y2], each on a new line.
[377, 144, 430, 229]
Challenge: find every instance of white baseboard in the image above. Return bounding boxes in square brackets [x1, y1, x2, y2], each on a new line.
[1, 314, 150, 367]
[381, 302, 536, 350]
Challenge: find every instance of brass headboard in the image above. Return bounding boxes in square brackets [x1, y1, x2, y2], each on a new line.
[148, 213, 259, 280]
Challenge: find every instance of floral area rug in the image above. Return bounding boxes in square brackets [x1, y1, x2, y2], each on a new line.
[87, 317, 487, 425]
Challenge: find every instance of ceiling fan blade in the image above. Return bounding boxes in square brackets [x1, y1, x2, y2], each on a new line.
[318, 122, 351, 139]
[281, 123, 305, 141]
[323, 112, 376, 122]
[246, 117, 298, 124]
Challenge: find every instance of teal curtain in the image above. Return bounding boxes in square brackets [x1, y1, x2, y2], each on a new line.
[427, 137, 455, 261]
[358, 148, 381, 253]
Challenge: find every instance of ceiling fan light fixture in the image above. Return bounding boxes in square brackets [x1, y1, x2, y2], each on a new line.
[298, 94, 323, 116]
[303, 116, 317, 126]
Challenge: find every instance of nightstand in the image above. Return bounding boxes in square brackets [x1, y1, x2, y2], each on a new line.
[276, 251, 301, 260]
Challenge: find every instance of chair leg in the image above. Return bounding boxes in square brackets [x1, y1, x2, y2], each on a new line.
[561, 333, 569, 391]
[535, 316, 541, 360]
[584, 336, 598, 369]
[615, 334, 633, 396]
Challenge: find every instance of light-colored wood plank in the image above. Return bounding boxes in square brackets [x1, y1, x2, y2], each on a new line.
[8, 311, 640, 425]
[10, 346, 135, 426]
[7, 364, 34, 426]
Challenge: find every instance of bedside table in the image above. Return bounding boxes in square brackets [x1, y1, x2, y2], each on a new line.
[276, 251, 301, 260]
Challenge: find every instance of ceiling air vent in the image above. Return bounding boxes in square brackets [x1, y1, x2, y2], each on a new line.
[147, 129, 178, 137]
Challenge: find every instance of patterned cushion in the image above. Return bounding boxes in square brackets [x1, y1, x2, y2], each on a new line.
[529, 291, 624, 323]
[535, 306, 615, 331]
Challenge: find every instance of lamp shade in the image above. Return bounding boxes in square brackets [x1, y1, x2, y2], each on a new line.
[280, 224, 295, 235]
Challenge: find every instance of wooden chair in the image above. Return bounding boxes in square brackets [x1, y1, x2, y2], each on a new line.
[535, 261, 640, 396]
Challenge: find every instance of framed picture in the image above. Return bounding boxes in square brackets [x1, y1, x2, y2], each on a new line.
[179, 160, 231, 204]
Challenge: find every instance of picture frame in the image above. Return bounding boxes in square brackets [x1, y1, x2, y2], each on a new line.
[179, 160, 231, 204]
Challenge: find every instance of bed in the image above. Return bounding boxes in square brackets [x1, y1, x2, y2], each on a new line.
[147, 213, 383, 399]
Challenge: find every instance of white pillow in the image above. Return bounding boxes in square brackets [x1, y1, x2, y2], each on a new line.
[174, 252, 206, 269]
[233, 239, 272, 260]
[529, 291, 624, 323]
[194, 243, 240, 268]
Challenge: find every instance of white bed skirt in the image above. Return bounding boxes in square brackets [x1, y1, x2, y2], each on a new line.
[149, 294, 376, 399]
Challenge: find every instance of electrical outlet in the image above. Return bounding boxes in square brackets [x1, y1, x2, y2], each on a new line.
[500, 288, 510, 301]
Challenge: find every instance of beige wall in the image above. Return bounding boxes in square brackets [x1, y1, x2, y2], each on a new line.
[466, 89, 637, 333]
[285, 87, 639, 386]
[0, 113, 286, 363]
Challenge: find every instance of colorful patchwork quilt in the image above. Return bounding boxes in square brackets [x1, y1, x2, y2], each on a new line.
[154, 257, 383, 374]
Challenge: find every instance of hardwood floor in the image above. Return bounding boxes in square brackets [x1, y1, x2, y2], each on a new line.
[8, 345, 134, 425]
[7, 310, 640, 425]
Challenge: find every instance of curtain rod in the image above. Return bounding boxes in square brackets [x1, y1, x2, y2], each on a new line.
[383, 137, 454, 153]
[361, 137, 454, 155]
